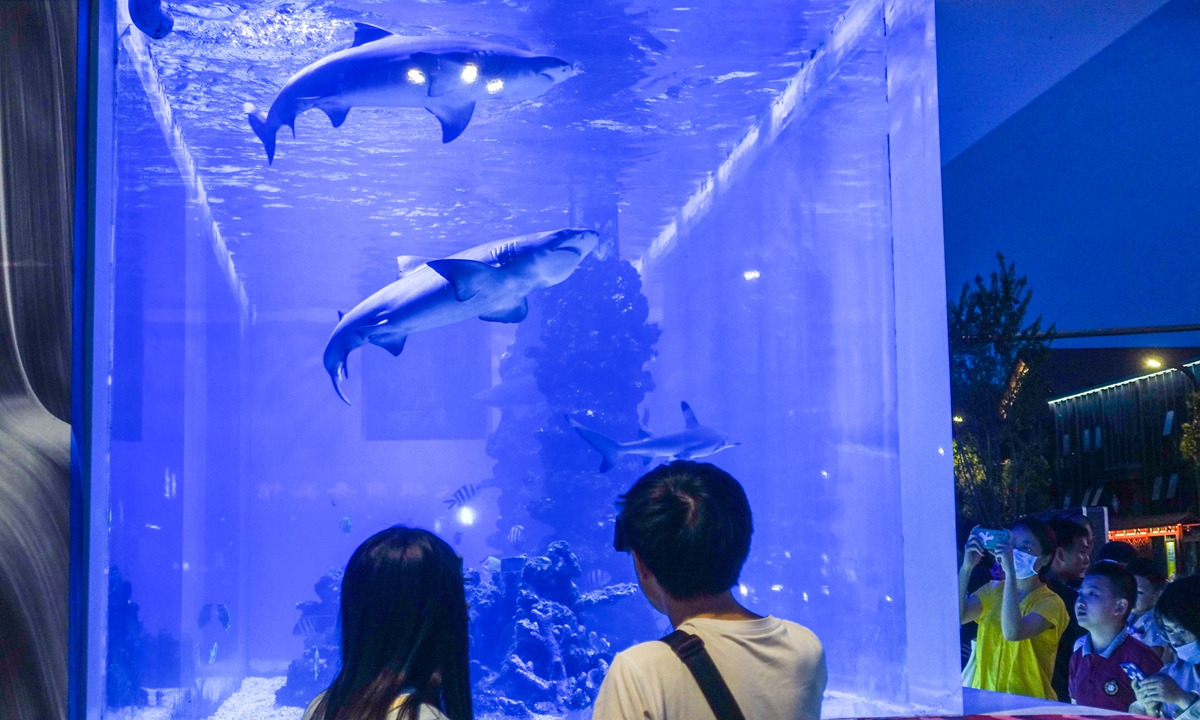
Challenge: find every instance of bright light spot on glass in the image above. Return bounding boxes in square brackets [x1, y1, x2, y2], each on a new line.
[771, 584, 783, 592]
[784, 551, 791, 559]
[885, 595, 893, 602]
[938, 447, 945, 455]
[406, 68, 426, 84]
[743, 269, 760, 281]
[182, 562, 190, 571]
[952, 415, 964, 423]
[457, 506, 477, 526]
[802, 592, 809, 602]
[820, 470, 828, 478]
[738, 584, 749, 597]
[1145, 357, 1163, 369]
[821, 586, 830, 596]
[461, 64, 479, 83]
[486, 78, 504, 94]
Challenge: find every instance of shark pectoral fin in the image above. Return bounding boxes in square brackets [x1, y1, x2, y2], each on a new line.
[426, 102, 476, 143]
[368, 334, 408, 357]
[350, 22, 395, 48]
[479, 299, 528, 324]
[323, 105, 351, 128]
[681, 401, 700, 429]
[637, 428, 652, 440]
[427, 258, 500, 302]
[396, 255, 431, 277]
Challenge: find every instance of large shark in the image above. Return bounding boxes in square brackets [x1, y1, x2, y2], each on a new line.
[245, 22, 575, 162]
[570, 402, 740, 472]
[323, 228, 599, 404]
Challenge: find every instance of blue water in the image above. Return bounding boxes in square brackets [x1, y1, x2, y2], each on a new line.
[103, 0, 960, 716]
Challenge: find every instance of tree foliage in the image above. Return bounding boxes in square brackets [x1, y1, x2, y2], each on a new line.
[948, 254, 1055, 526]
[1181, 391, 1200, 469]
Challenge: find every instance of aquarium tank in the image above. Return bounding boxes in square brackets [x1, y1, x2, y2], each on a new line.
[79, 0, 960, 716]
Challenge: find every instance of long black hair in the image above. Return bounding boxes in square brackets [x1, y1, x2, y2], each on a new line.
[312, 526, 472, 720]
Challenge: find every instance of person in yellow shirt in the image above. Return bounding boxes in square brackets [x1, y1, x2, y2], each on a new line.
[960, 516, 1070, 701]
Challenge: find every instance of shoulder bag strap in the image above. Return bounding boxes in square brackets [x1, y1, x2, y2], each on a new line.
[659, 630, 747, 720]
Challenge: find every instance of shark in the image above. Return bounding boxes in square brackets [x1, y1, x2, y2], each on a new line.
[245, 22, 575, 162]
[323, 228, 599, 404]
[570, 402, 740, 472]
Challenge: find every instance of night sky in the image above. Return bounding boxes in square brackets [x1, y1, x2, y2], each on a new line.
[938, 0, 1200, 349]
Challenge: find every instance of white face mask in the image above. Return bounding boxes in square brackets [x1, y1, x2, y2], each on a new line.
[1175, 640, 1200, 664]
[1013, 549, 1040, 580]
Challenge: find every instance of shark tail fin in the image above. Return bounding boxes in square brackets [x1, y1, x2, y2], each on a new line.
[568, 417, 624, 473]
[244, 103, 278, 164]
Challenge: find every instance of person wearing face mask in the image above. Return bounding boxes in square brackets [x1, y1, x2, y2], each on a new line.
[1132, 576, 1200, 720]
[960, 516, 1070, 700]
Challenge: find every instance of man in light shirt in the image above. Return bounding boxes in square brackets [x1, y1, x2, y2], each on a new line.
[593, 461, 826, 720]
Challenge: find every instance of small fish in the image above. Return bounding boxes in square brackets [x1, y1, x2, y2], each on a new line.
[444, 484, 482, 511]
[585, 569, 612, 589]
[331, 499, 337, 507]
[217, 603, 231, 633]
[198, 603, 213, 630]
[483, 556, 502, 574]
[507, 524, 525, 550]
[453, 531, 462, 545]
[208, 643, 218, 664]
[341, 516, 352, 534]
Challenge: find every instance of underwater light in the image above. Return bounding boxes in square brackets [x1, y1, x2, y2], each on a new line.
[1145, 357, 1163, 369]
[457, 506, 477, 526]
[461, 64, 479, 83]
[738, 584, 749, 597]
[486, 78, 505, 94]
[952, 415, 964, 423]
[771, 584, 783, 592]
[743, 269, 760, 281]
[406, 68, 426, 85]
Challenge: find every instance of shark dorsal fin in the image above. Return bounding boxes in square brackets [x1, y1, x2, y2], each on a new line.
[337, 310, 345, 320]
[681, 401, 700, 429]
[350, 22, 395, 48]
[427, 258, 501, 302]
[397, 255, 431, 278]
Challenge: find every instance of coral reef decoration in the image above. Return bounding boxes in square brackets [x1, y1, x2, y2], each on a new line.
[469, 541, 639, 717]
[276, 569, 343, 708]
[107, 566, 149, 708]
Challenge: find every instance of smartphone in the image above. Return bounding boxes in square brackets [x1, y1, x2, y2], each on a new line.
[971, 527, 1012, 551]
[1120, 662, 1145, 683]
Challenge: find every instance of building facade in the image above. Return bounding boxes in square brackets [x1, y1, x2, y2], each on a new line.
[1049, 359, 1199, 574]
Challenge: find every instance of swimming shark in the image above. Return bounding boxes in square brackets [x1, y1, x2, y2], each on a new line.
[245, 22, 575, 162]
[323, 228, 599, 404]
[570, 402, 740, 472]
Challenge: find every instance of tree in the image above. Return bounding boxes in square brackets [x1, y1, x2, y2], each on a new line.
[948, 254, 1055, 526]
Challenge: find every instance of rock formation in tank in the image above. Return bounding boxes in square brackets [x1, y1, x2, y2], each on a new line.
[275, 569, 343, 708]
[469, 541, 640, 717]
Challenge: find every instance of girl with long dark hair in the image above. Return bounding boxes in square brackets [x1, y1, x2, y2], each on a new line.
[303, 526, 473, 720]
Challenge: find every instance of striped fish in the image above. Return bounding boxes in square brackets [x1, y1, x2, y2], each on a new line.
[585, 569, 612, 589]
[507, 524, 525, 549]
[444, 483, 482, 510]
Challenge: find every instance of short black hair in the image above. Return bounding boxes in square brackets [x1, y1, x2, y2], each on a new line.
[1047, 516, 1091, 551]
[1086, 560, 1137, 618]
[1155, 575, 1200, 639]
[1099, 541, 1139, 565]
[1126, 558, 1167, 588]
[616, 461, 752, 598]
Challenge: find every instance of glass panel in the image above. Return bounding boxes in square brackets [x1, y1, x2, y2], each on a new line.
[99, 0, 955, 717]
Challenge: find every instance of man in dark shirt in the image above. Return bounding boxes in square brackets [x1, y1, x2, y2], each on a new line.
[1047, 516, 1093, 701]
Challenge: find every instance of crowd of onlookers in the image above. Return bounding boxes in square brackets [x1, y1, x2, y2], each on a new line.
[960, 514, 1200, 718]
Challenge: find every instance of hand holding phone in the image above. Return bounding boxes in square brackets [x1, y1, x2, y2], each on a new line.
[971, 527, 1012, 552]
